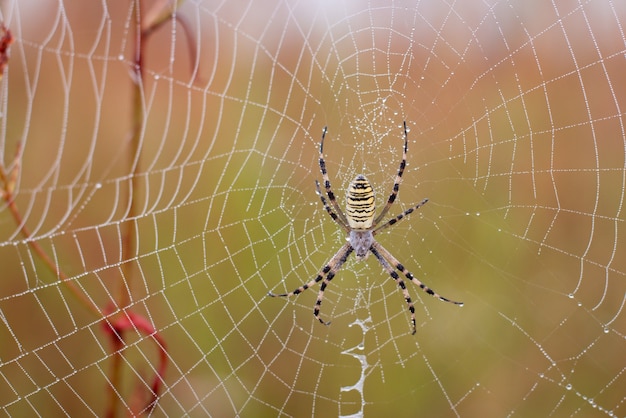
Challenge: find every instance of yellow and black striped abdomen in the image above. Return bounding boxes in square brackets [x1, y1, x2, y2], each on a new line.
[346, 175, 376, 229]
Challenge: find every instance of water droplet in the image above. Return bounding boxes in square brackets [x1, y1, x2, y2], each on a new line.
[565, 384, 572, 390]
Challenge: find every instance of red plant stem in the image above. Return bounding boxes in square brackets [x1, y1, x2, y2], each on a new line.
[102, 307, 168, 416]
[0, 13, 168, 417]
[107, 1, 148, 414]
[2, 191, 102, 317]
[1, 142, 101, 316]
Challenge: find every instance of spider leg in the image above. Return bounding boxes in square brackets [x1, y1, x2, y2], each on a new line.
[319, 127, 350, 228]
[316, 180, 350, 232]
[269, 243, 354, 327]
[372, 121, 409, 227]
[371, 242, 463, 334]
[369, 244, 419, 334]
[373, 242, 463, 305]
[372, 198, 429, 235]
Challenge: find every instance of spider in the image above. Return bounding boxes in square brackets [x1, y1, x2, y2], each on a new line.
[269, 122, 463, 334]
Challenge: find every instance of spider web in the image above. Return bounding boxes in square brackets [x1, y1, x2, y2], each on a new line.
[0, 0, 624, 416]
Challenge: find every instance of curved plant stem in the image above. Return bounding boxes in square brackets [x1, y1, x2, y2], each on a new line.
[105, 2, 181, 416]
[1, 144, 102, 317]
[0, 11, 172, 418]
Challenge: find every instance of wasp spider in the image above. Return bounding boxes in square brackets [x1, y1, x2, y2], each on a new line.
[269, 122, 463, 334]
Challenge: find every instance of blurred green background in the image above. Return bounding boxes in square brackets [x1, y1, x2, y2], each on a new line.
[0, 1, 624, 416]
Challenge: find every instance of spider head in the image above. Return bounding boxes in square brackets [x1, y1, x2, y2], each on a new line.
[346, 175, 376, 229]
[349, 230, 374, 260]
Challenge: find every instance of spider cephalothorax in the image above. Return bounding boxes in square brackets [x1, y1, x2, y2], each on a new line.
[269, 122, 463, 334]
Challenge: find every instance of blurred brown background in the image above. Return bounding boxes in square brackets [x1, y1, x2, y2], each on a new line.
[0, 1, 624, 416]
